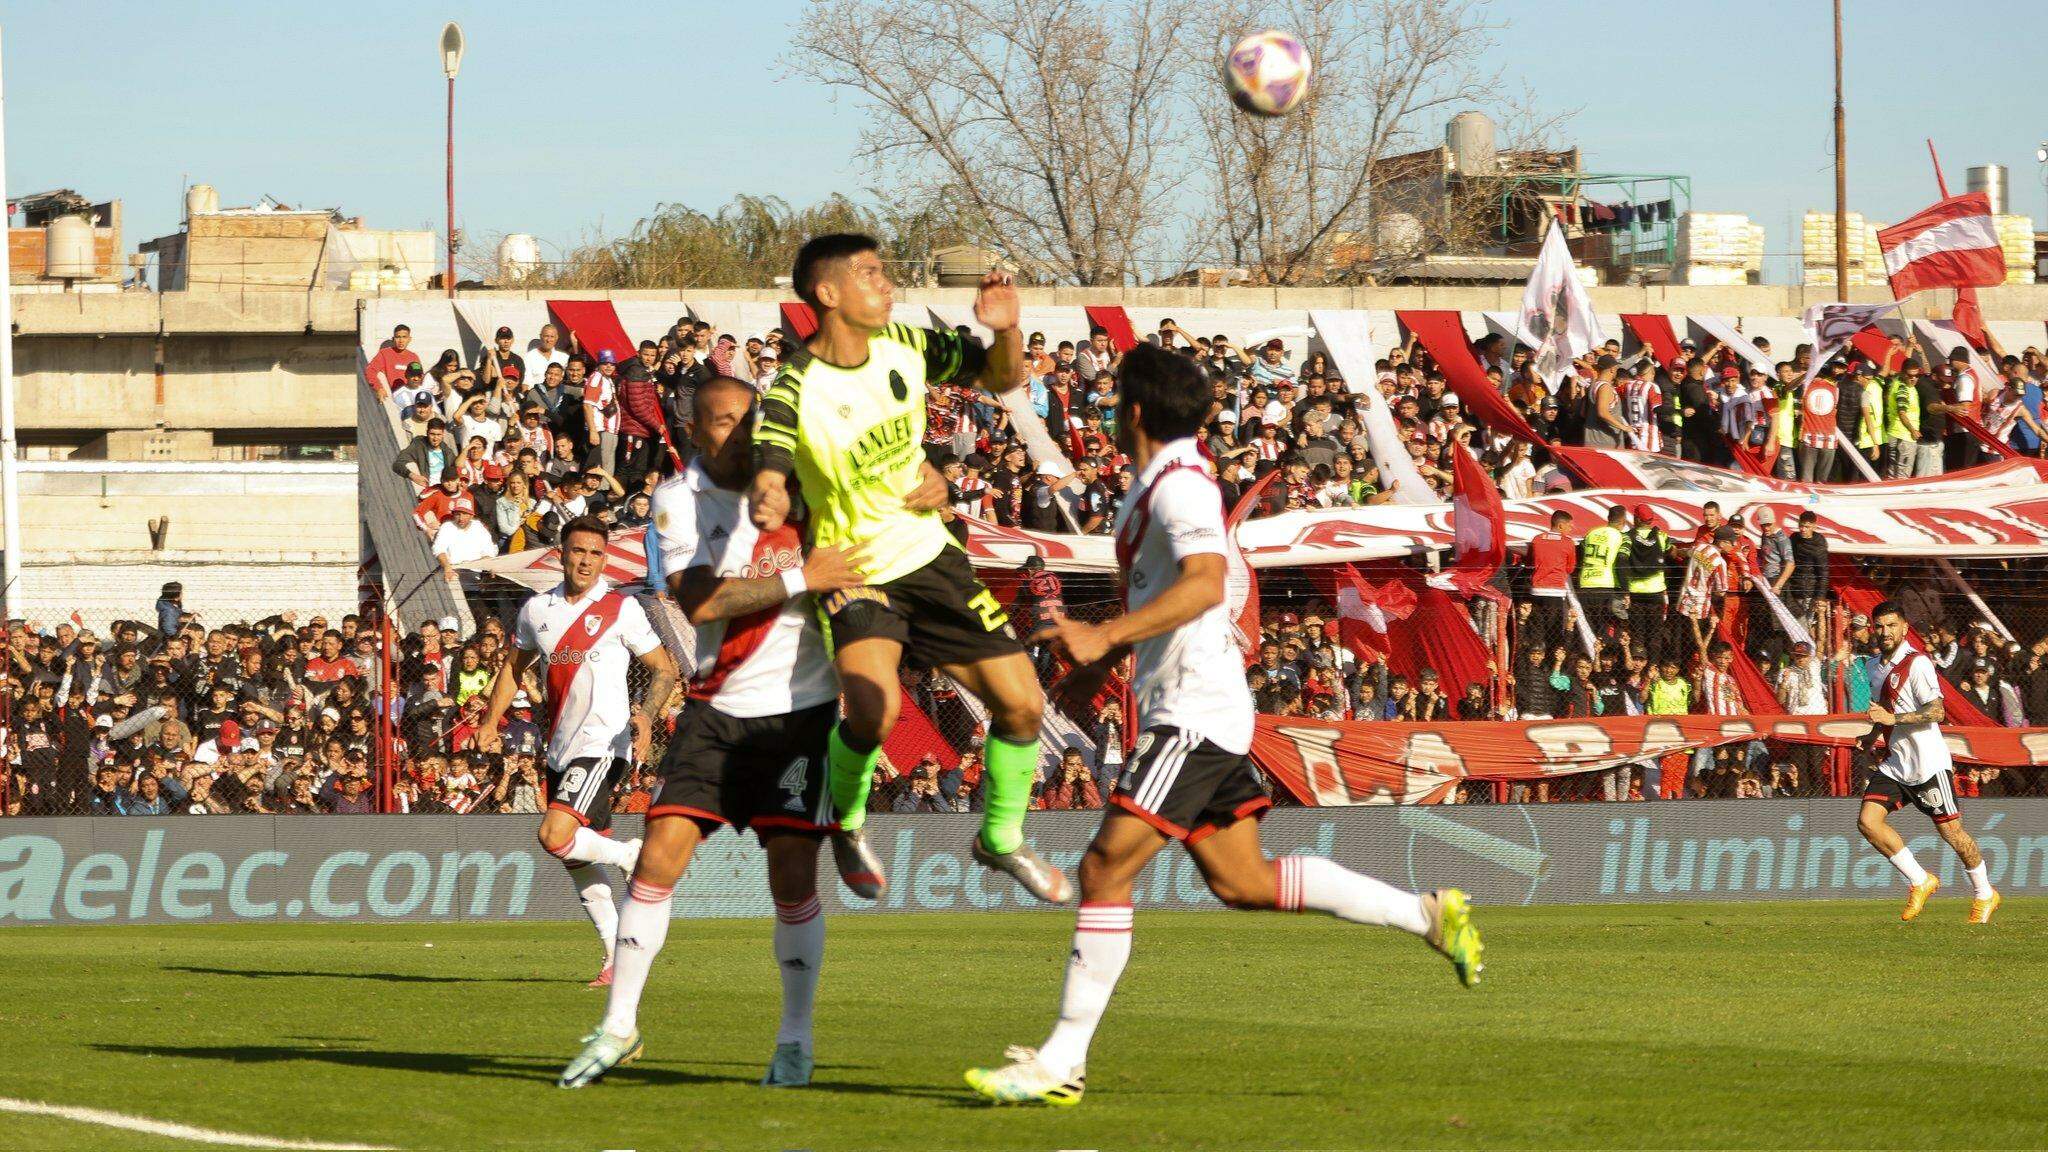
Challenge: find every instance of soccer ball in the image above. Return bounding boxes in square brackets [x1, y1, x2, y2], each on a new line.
[1223, 30, 1313, 117]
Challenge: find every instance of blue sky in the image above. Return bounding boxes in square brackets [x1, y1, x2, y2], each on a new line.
[3, 0, 2042, 278]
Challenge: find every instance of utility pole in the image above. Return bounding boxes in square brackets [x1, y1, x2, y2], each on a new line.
[0, 24, 22, 613]
[1833, 0, 1848, 301]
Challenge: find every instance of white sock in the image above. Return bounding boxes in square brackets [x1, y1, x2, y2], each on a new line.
[773, 896, 826, 1052]
[602, 877, 674, 1036]
[567, 863, 619, 964]
[1966, 862, 1993, 899]
[1035, 903, 1132, 1079]
[547, 826, 633, 869]
[1276, 855, 1429, 935]
[1888, 847, 1930, 886]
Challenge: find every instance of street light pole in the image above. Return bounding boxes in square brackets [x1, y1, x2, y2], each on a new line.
[1832, 0, 1848, 301]
[441, 23, 465, 298]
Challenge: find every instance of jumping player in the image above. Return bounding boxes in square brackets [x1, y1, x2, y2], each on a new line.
[1859, 601, 2001, 923]
[748, 233, 1066, 903]
[475, 517, 680, 985]
[560, 376, 867, 1089]
[964, 345, 1483, 1106]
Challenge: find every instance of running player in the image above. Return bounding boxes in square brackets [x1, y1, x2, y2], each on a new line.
[475, 517, 680, 985]
[1859, 601, 2001, 923]
[965, 345, 1483, 1107]
[560, 376, 867, 1089]
[748, 233, 1066, 903]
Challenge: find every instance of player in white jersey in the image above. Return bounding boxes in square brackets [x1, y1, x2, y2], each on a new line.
[560, 376, 867, 1090]
[1858, 601, 2001, 923]
[476, 518, 680, 986]
[965, 346, 1485, 1107]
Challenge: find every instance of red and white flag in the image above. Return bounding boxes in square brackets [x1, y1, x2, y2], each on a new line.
[1876, 193, 2006, 300]
[1515, 220, 1604, 392]
[1429, 441, 1505, 597]
[1328, 565, 1417, 663]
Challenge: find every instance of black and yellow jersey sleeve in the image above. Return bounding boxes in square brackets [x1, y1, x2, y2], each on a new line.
[756, 358, 807, 477]
[883, 323, 988, 389]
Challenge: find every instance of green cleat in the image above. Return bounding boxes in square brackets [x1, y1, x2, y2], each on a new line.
[964, 1046, 1085, 1107]
[1421, 888, 1484, 987]
[558, 1028, 642, 1089]
[760, 1041, 814, 1087]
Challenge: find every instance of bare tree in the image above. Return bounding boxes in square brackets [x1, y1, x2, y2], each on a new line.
[1185, 0, 1531, 284]
[786, 0, 1194, 285]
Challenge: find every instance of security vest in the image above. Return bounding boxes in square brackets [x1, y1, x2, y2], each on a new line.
[1578, 525, 1625, 590]
[1625, 528, 1668, 593]
[1856, 379, 1887, 449]
[1647, 677, 1691, 715]
[1773, 384, 1798, 445]
[1885, 375, 1918, 442]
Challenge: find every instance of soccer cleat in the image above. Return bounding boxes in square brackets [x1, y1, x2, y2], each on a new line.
[1968, 889, 2001, 925]
[1420, 888, 1484, 988]
[830, 828, 888, 900]
[620, 837, 644, 877]
[964, 1046, 1084, 1107]
[558, 1028, 642, 1089]
[760, 1041, 814, 1087]
[588, 964, 613, 988]
[971, 838, 1072, 904]
[1901, 876, 1940, 921]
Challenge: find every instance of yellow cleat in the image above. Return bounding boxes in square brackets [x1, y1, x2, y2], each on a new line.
[1901, 876, 1940, 922]
[1967, 889, 2001, 925]
[1421, 888, 1484, 987]
[964, 1046, 1085, 1107]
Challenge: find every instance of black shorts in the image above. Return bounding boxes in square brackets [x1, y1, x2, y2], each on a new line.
[549, 755, 631, 834]
[1111, 726, 1272, 844]
[818, 546, 1022, 668]
[648, 698, 837, 835]
[1863, 768, 1962, 825]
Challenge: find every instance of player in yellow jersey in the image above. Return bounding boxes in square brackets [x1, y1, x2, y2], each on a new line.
[748, 234, 1069, 904]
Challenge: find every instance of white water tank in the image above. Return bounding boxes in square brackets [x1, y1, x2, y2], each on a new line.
[185, 183, 219, 220]
[497, 233, 540, 282]
[1967, 165, 2007, 216]
[1446, 111, 1497, 176]
[44, 215, 96, 279]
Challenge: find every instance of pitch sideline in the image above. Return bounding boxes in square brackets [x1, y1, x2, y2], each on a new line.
[0, 1096, 397, 1150]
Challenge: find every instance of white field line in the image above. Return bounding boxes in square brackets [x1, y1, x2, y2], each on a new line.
[0, 1096, 396, 1150]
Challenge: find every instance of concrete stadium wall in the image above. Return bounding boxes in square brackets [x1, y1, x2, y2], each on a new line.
[5, 801, 2046, 926]
[0, 461, 359, 624]
[9, 553, 361, 630]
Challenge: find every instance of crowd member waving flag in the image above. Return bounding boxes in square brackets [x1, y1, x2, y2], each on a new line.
[1876, 193, 2006, 300]
[1514, 220, 1603, 393]
[1430, 441, 1506, 597]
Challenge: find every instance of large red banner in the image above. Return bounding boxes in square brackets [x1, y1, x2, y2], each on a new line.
[1251, 713, 2048, 806]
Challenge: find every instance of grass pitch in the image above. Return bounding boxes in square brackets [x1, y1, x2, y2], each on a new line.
[1, 899, 2042, 1150]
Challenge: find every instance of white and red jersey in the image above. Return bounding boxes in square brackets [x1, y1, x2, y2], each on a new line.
[583, 373, 622, 435]
[651, 463, 838, 719]
[1877, 641, 1952, 785]
[513, 576, 661, 768]
[1622, 377, 1662, 453]
[1696, 665, 1741, 717]
[1799, 376, 1839, 450]
[1112, 437, 1254, 754]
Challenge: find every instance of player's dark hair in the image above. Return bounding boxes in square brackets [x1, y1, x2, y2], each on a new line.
[1871, 599, 1904, 624]
[696, 374, 758, 407]
[559, 516, 609, 550]
[1116, 343, 1208, 442]
[792, 233, 879, 309]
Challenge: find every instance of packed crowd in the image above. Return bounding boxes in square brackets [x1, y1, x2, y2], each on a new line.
[0, 581, 1121, 817]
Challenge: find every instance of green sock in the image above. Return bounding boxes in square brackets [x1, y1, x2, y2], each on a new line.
[978, 735, 1041, 854]
[827, 725, 881, 833]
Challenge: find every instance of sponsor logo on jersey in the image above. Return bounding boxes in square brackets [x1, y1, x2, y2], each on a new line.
[846, 413, 918, 484]
[889, 369, 907, 401]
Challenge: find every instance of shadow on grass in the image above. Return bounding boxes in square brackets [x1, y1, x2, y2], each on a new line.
[163, 965, 557, 985]
[89, 1043, 954, 1099]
